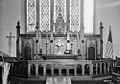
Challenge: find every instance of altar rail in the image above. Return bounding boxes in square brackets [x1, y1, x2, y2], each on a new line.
[12, 60, 116, 79]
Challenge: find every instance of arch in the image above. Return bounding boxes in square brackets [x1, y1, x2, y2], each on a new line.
[30, 64, 35, 76]
[69, 68, 74, 76]
[93, 64, 96, 75]
[85, 64, 90, 75]
[106, 63, 108, 74]
[88, 47, 95, 60]
[24, 46, 31, 60]
[55, 13, 65, 34]
[102, 63, 104, 74]
[109, 63, 112, 74]
[77, 64, 82, 76]
[62, 69, 67, 76]
[54, 68, 59, 76]
[46, 64, 51, 76]
[38, 64, 43, 76]
[97, 63, 100, 74]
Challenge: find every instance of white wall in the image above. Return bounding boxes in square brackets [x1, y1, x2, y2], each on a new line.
[95, 0, 120, 57]
[0, 0, 25, 57]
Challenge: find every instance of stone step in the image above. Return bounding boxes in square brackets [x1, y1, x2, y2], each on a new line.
[46, 77, 71, 84]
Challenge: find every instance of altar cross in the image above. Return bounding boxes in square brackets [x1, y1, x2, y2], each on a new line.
[6, 32, 15, 56]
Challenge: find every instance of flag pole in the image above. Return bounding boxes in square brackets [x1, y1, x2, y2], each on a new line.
[105, 25, 113, 59]
[1, 49, 5, 84]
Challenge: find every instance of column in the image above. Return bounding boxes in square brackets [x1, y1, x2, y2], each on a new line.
[107, 63, 110, 74]
[96, 64, 98, 75]
[50, 0, 54, 32]
[43, 64, 46, 76]
[67, 32, 70, 50]
[100, 63, 102, 75]
[51, 65, 54, 76]
[35, 64, 39, 76]
[67, 65, 69, 76]
[99, 22, 104, 59]
[90, 64, 93, 76]
[104, 63, 106, 74]
[74, 65, 77, 76]
[82, 64, 85, 76]
[16, 21, 21, 58]
[66, 0, 70, 32]
[50, 32, 54, 54]
[110, 63, 113, 73]
[80, 0, 85, 60]
[59, 66, 61, 76]
[36, 23, 39, 59]
[39, 31, 42, 55]
[28, 64, 31, 76]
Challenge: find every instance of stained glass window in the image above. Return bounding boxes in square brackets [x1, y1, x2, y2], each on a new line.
[26, 0, 37, 32]
[39, 0, 50, 32]
[26, 0, 94, 33]
[70, 0, 81, 32]
[54, 0, 66, 23]
[84, 0, 94, 33]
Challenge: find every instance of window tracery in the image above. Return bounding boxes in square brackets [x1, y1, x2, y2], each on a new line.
[26, 0, 37, 32]
[26, 0, 94, 33]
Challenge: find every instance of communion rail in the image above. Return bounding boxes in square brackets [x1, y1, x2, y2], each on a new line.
[12, 60, 116, 80]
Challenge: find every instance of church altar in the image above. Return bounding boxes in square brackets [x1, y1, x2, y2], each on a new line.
[42, 54, 78, 60]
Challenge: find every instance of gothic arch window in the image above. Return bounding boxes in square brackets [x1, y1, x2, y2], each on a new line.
[26, 0, 94, 33]
[87, 40, 96, 60]
[88, 47, 95, 60]
[24, 46, 31, 60]
[30, 64, 35, 76]
[85, 64, 90, 75]
[54, 0, 66, 22]
[38, 64, 43, 76]
[24, 40, 32, 60]
[70, 0, 81, 32]
[26, 0, 37, 32]
[77, 64, 82, 76]
[39, 0, 50, 32]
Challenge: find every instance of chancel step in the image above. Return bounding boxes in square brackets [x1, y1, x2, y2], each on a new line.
[46, 77, 71, 84]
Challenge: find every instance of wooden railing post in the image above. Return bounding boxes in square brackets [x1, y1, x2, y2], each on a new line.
[51, 65, 54, 76]
[59, 66, 61, 76]
[74, 65, 77, 76]
[104, 63, 106, 74]
[100, 63, 102, 75]
[96, 64, 98, 76]
[82, 64, 85, 76]
[67, 65, 69, 76]
[43, 64, 46, 76]
[107, 63, 110, 74]
[28, 64, 31, 76]
[90, 64, 93, 76]
[35, 64, 39, 76]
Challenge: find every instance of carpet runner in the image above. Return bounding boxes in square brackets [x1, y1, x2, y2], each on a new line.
[46, 77, 71, 84]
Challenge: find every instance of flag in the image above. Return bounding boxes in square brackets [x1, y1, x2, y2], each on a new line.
[105, 27, 113, 58]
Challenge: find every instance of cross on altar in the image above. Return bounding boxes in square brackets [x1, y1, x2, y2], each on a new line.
[55, 39, 64, 54]
[6, 32, 15, 56]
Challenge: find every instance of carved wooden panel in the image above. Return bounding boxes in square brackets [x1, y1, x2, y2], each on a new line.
[87, 40, 96, 60]
[88, 47, 95, 60]
[21, 38, 34, 60]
